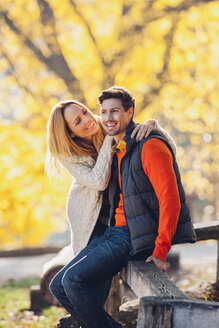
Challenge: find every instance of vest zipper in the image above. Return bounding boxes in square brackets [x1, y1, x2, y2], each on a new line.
[120, 154, 134, 256]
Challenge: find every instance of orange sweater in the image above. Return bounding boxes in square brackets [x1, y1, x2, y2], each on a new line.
[115, 139, 181, 261]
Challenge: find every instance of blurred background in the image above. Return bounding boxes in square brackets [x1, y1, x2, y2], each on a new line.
[0, 0, 219, 251]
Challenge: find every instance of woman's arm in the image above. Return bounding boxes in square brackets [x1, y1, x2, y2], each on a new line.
[60, 135, 113, 190]
[153, 120, 177, 155]
[131, 119, 177, 155]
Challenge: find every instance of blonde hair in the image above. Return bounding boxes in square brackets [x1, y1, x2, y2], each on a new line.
[45, 100, 106, 177]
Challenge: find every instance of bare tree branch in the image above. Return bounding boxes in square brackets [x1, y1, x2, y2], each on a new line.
[37, 0, 65, 54]
[69, 0, 106, 67]
[137, 13, 180, 113]
[142, 0, 219, 24]
[1, 49, 35, 97]
[0, 9, 86, 102]
[68, 0, 116, 89]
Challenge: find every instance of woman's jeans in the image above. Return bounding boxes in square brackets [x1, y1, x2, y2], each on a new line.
[50, 224, 131, 328]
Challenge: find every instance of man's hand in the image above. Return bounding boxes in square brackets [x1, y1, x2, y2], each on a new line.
[131, 119, 156, 142]
[146, 255, 166, 272]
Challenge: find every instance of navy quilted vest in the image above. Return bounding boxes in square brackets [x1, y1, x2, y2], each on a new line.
[108, 121, 196, 257]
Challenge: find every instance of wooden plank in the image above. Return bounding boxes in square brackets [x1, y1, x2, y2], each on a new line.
[121, 261, 187, 299]
[0, 246, 62, 257]
[194, 220, 219, 241]
[138, 297, 219, 328]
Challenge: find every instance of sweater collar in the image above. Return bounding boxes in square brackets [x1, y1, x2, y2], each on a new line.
[111, 120, 137, 151]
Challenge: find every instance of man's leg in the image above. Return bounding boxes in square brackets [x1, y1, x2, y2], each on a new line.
[62, 226, 131, 328]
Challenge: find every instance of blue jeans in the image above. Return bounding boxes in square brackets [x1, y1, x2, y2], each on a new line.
[50, 225, 131, 328]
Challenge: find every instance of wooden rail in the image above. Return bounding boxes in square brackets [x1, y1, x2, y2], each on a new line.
[120, 220, 219, 328]
[194, 220, 219, 241]
[120, 261, 187, 299]
[34, 220, 219, 327]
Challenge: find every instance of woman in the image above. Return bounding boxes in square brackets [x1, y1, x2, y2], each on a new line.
[45, 99, 176, 326]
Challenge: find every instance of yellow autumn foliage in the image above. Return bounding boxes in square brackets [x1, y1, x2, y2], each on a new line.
[0, 0, 218, 248]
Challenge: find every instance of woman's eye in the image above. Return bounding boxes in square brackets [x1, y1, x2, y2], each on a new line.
[76, 119, 81, 125]
[83, 110, 87, 115]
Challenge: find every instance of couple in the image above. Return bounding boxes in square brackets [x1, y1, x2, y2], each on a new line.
[46, 86, 196, 328]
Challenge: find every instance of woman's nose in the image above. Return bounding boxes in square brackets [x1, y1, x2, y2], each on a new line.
[85, 114, 93, 125]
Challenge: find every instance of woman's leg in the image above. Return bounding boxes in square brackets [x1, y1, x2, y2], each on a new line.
[49, 222, 111, 316]
[49, 244, 95, 321]
[61, 226, 130, 328]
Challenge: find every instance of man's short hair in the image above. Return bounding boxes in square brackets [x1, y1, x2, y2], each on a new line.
[97, 86, 135, 112]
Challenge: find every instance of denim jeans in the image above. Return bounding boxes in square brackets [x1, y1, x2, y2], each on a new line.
[50, 224, 131, 328]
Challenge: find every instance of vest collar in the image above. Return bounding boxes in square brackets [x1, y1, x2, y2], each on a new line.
[124, 121, 176, 160]
[123, 120, 138, 154]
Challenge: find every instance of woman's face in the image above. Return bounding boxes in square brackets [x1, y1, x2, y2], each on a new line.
[63, 103, 99, 143]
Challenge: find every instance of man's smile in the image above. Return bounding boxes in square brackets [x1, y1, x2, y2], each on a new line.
[104, 122, 117, 129]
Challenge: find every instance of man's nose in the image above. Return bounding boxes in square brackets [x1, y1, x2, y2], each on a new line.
[105, 112, 112, 121]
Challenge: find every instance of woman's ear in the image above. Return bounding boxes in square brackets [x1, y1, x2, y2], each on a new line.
[70, 131, 75, 138]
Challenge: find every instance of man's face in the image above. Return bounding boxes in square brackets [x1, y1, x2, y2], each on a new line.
[100, 98, 133, 142]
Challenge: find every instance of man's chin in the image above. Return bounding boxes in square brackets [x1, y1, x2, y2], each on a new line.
[105, 130, 119, 136]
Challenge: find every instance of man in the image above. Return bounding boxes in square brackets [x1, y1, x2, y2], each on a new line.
[98, 86, 196, 276]
[54, 86, 196, 328]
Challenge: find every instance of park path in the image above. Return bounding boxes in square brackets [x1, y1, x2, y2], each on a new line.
[0, 253, 55, 285]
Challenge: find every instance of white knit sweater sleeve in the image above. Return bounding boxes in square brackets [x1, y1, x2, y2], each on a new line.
[153, 120, 177, 156]
[60, 135, 113, 190]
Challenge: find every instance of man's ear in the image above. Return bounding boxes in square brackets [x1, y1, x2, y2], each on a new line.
[128, 106, 134, 119]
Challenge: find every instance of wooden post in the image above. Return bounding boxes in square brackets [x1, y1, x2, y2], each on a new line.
[40, 265, 64, 306]
[30, 285, 50, 312]
[137, 298, 173, 328]
[216, 240, 219, 289]
[104, 274, 121, 321]
[138, 297, 219, 328]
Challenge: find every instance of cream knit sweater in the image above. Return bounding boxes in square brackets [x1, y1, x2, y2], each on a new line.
[59, 121, 176, 257]
[60, 135, 113, 257]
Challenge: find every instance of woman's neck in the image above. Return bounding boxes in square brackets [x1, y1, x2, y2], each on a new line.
[83, 135, 93, 146]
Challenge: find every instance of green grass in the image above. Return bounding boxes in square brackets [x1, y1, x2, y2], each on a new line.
[0, 278, 67, 328]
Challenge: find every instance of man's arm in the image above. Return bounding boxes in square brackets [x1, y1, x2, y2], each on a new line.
[141, 138, 181, 271]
